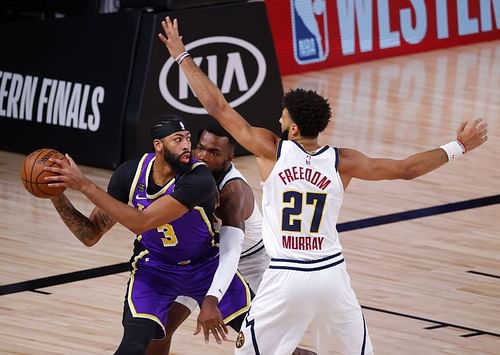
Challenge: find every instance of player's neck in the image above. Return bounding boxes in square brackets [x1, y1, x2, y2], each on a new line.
[152, 159, 176, 186]
[293, 137, 321, 154]
[214, 163, 232, 184]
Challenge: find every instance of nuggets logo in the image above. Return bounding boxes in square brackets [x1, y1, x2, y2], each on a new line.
[291, 0, 329, 64]
[235, 331, 245, 348]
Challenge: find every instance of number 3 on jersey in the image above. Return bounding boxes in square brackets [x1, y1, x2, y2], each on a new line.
[282, 191, 326, 233]
[137, 204, 178, 247]
[158, 224, 179, 247]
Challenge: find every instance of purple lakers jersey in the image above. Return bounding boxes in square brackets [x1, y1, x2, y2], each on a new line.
[128, 153, 218, 265]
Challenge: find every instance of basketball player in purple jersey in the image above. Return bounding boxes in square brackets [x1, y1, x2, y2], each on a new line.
[158, 17, 488, 354]
[47, 115, 251, 354]
[147, 123, 314, 355]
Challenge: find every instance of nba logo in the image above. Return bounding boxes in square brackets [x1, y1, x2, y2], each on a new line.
[291, 0, 329, 64]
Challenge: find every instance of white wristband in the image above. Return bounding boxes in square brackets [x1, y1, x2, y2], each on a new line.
[175, 51, 190, 65]
[440, 140, 465, 162]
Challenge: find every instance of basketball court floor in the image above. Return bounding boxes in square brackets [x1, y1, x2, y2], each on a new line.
[1, 40, 499, 354]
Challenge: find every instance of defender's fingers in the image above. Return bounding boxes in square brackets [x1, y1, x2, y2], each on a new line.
[193, 321, 201, 335]
[203, 326, 210, 344]
[212, 327, 222, 344]
[457, 120, 467, 134]
[161, 20, 168, 31]
[158, 33, 167, 44]
[472, 118, 483, 128]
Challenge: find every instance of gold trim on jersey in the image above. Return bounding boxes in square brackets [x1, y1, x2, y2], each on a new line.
[222, 271, 251, 324]
[126, 249, 166, 333]
[128, 153, 176, 203]
[193, 206, 215, 237]
[191, 161, 206, 170]
[128, 153, 149, 206]
[144, 157, 175, 199]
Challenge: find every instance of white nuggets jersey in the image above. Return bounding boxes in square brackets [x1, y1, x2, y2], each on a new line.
[218, 164, 264, 255]
[262, 140, 344, 260]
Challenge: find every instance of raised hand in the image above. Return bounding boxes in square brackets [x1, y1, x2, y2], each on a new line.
[158, 16, 188, 61]
[456, 118, 488, 152]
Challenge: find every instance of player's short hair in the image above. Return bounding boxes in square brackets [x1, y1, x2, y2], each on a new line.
[198, 121, 236, 153]
[282, 88, 331, 138]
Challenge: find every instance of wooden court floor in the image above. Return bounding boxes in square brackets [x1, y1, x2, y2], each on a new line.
[1, 40, 499, 354]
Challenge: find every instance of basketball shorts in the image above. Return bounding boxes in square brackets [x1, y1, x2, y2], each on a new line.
[126, 252, 251, 339]
[235, 253, 374, 355]
[175, 244, 270, 311]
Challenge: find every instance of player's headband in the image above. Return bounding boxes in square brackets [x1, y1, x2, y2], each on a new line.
[151, 115, 189, 140]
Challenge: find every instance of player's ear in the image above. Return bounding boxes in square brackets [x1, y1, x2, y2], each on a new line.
[153, 139, 163, 152]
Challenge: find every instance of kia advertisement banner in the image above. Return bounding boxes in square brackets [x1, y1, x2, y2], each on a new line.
[266, 0, 500, 75]
[123, 1, 284, 160]
[0, 12, 141, 168]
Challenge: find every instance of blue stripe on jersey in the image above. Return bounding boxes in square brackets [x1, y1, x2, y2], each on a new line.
[240, 240, 265, 258]
[291, 140, 330, 156]
[220, 177, 244, 190]
[244, 314, 261, 355]
[361, 314, 367, 355]
[334, 147, 340, 171]
[271, 251, 342, 264]
[269, 258, 344, 272]
[276, 139, 285, 160]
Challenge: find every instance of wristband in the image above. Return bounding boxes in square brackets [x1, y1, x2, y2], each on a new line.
[440, 141, 465, 162]
[175, 51, 190, 65]
[456, 138, 466, 153]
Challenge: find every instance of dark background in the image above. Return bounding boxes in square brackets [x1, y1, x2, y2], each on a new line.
[0, 0, 283, 168]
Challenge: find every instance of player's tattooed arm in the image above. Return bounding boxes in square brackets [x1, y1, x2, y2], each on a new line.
[50, 193, 116, 246]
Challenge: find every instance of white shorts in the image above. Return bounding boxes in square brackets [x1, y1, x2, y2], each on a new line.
[175, 245, 270, 312]
[235, 254, 374, 355]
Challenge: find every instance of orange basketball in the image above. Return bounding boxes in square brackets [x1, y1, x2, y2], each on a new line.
[20, 148, 67, 198]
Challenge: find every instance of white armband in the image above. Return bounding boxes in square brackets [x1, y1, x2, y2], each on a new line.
[440, 140, 465, 162]
[206, 226, 244, 302]
[175, 51, 190, 65]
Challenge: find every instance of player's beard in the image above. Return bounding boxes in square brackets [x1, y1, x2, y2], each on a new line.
[280, 128, 289, 140]
[163, 149, 191, 175]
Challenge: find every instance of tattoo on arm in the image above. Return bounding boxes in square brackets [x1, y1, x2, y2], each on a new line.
[93, 211, 114, 232]
[51, 194, 115, 246]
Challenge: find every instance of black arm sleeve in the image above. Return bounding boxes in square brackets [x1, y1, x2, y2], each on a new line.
[107, 159, 139, 204]
[171, 164, 217, 211]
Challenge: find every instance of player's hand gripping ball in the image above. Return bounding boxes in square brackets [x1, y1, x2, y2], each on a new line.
[20, 148, 67, 198]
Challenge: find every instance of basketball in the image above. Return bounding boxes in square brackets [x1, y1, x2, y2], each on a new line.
[20, 148, 67, 198]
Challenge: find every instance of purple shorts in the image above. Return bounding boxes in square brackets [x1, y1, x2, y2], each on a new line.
[126, 252, 251, 338]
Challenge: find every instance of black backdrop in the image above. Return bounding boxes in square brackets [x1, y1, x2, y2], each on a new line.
[0, 1, 283, 169]
[0, 11, 142, 168]
[123, 1, 283, 160]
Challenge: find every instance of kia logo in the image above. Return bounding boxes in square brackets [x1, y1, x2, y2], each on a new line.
[159, 36, 267, 114]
